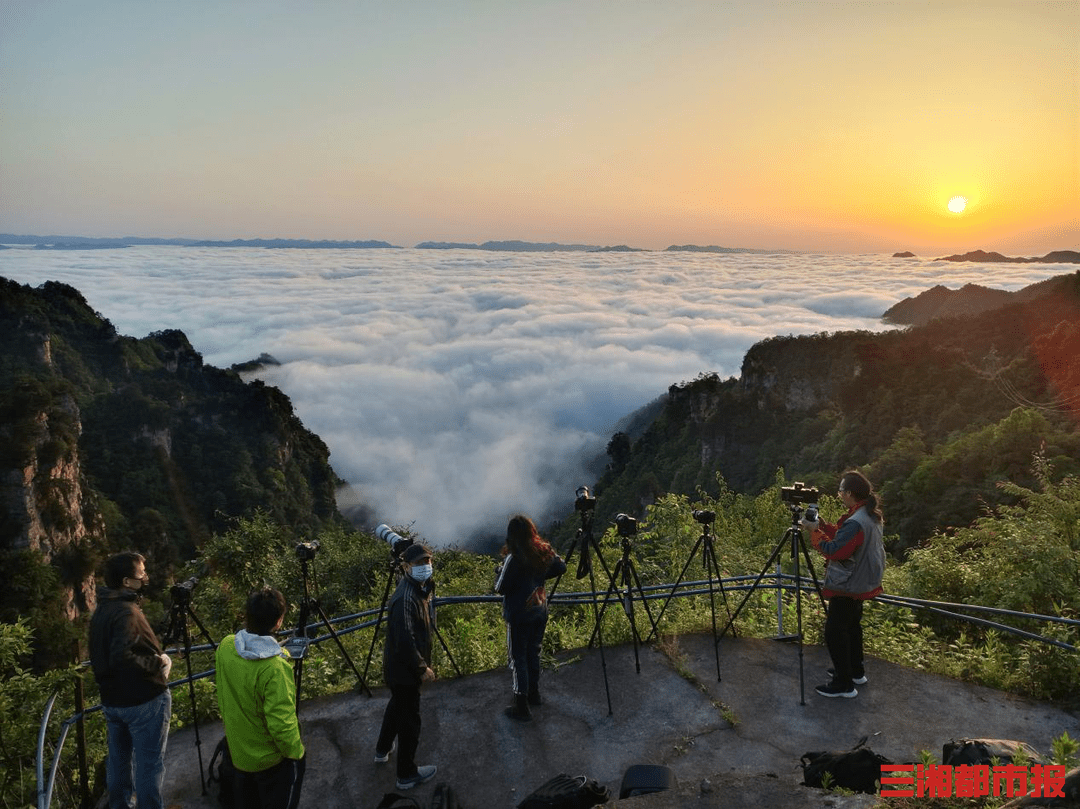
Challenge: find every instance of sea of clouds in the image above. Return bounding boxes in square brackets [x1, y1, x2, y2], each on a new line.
[1, 247, 1070, 546]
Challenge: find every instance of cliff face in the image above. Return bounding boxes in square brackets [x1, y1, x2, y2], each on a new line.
[0, 277, 345, 643]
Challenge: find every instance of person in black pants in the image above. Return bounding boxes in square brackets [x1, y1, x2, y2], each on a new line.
[374, 543, 438, 790]
[804, 470, 886, 699]
[495, 514, 567, 721]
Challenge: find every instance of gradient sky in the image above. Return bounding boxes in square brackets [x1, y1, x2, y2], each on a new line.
[1, 1, 1077, 254]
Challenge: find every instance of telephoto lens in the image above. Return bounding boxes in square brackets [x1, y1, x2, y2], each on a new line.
[375, 524, 413, 556]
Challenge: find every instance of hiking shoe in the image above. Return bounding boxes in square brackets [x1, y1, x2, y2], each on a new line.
[827, 668, 868, 685]
[396, 765, 437, 790]
[815, 681, 858, 698]
[373, 739, 396, 764]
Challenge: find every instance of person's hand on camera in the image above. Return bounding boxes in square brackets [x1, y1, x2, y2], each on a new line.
[159, 653, 172, 679]
[420, 666, 435, 683]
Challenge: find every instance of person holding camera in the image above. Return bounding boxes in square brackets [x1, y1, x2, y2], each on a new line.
[215, 587, 306, 809]
[374, 543, 439, 790]
[804, 470, 885, 699]
[89, 552, 172, 809]
[495, 514, 567, 721]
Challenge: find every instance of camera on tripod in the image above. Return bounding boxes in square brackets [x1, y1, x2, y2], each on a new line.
[295, 540, 320, 561]
[614, 513, 637, 538]
[375, 524, 413, 557]
[169, 575, 199, 605]
[692, 509, 716, 524]
[780, 482, 819, 508]
[575, 486, 596, 512]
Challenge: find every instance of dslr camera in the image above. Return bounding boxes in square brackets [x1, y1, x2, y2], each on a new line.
[295, 540, 320, 561]
[575, 486, 596, 512]
[780, 481, 819, 507]
[614, 513, 637, 537]
[169, 576, 199, 605]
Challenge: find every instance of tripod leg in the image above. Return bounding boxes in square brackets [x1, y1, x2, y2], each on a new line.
[586, 562, 613, 716]
[616, 560, 642, 674]
[644, 535, 703, 643]
[718, 533, 789, 640]
[180, 619, 207, 794]
[547, 536, 579, 601]
[586, 573, 623, 650]
[314, 602, 372, 697]
[624, 558, 660, 642]
[701, 541, 723, 681]
[362, 566, 397, 687]
[432, 625, 462, 678]
[797, 537, 829, 615]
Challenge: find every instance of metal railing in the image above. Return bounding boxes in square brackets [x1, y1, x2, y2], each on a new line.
[35, 573, 1080, 809]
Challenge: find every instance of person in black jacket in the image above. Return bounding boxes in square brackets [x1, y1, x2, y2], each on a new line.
[494, 514, 567, 721]
[89, 552, 172, 809]
[374, 542, 438, 791]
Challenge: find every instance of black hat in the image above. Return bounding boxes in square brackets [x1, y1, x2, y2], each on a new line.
[402, 543, 432, 563]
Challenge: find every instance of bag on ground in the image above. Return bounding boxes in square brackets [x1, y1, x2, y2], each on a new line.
[207, 737, 236, 808]
[942, 738, 1044, 766]
[801, 736, 894, 795]
[516, 773, 610, 809]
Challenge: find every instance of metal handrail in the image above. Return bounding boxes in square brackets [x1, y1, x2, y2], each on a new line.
[34, 571, 1078, 808]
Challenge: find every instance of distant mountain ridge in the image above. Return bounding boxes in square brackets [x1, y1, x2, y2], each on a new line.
[0, 234, 396, 249]
[884, 270, 1080, 326]
[934, 249, 1080, 264]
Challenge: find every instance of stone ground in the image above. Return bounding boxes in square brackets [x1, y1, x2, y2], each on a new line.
[160, 634, 1080, 809]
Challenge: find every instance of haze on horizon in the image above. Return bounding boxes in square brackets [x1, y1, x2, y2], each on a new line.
[1, 1, 1077, 256]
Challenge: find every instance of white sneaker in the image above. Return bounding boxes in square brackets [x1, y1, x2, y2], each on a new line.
[373, 739, 396, 764]
[396, 764, 437, 790]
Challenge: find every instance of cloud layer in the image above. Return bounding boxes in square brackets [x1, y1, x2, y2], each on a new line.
[2, 247, 1068, 545]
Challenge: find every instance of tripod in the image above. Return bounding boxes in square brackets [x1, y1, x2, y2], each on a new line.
[645, 510, 735, 681]
[548, 487, 614, 715]
[717, 503, 827, 704]
[284, 544, 372, 709]
[360, 551, 462, 689]
[587, 518, 661, 674]
[161, 579, 217, 795]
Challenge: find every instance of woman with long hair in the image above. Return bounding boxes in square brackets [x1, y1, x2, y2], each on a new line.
[494, 514, 566, 721]
[806, 470, 885, 699]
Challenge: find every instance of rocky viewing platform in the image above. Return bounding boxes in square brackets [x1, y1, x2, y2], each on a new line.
[161, 635, 1080, 808]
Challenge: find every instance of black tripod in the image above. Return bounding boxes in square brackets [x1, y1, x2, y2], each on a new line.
[284, 542, 371, 709]
[360, 534, 461, 689]
[161, 577, 216, 796]
[587, 514, 661, 674]
[548, 487, 614, 715]
[645, 509, 735, 681]
[717, 500, 827, 705]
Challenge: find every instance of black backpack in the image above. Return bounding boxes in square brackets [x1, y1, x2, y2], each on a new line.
[801, 737, 894, 795]
[942, 738, 1044, 766]
[207, 737, 236, 807]
[517, 773, 610, 809]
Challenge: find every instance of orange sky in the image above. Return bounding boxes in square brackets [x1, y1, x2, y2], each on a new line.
[1, 1, 1077, 254]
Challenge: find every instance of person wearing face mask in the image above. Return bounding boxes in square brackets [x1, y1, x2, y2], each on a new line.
[89, 552, 173, 809]
[803, 470, 885, 699]
[373, 543, 438, 791]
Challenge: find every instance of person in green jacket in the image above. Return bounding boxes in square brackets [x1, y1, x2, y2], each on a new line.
[216, 587, 306, 809]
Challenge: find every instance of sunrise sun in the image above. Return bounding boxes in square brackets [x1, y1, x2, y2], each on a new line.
[948, 196, 968, 214]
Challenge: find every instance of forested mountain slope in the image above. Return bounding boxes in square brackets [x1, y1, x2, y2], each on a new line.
[583, 271, 1080, 551]
[1, 277, 344, 662]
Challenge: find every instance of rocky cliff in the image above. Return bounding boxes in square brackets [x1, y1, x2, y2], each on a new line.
[1, 277, 345, 660]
